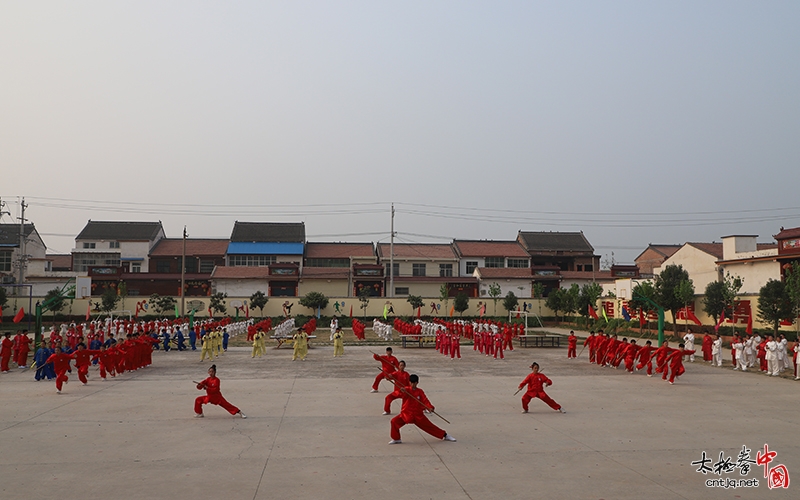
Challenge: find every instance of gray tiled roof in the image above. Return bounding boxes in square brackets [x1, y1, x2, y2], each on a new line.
[517, 231, 595, 252]
[0, 224, 36, 246]
[230, 222, 305, 243]
[76, 221, 164, 241]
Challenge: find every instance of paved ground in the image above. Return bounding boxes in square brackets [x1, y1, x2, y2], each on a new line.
[0, 334, 796, 500]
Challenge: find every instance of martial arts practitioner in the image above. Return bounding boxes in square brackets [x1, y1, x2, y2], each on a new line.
[793, 338, 799, 380]
[383, 360, 409, 415]
[567, 331, 577, 359]
[635, 340, 656, 376]
[518, 362, 564, 414]
[1, 332, 13, 372]
[584, 331, 597, 363]
[292, 328, 308, 361]
[251, 329, 264, 358]
[44, 346, 73, 394]
[711, 334, 723, 367]
[371, 347, 399, 392]
[33, 342, 54, 381]
[175, 328, 186, 351]
[16, 330, 32, 368]
[200, 331, 213, 361]
[682, 332, 695, 362]
[71, 343, 100, 385]
[194, 365, 246, 418]
[332, 327, 344, 357]
[329, 317, 338, 341]
[732, 337, 747, 371]
[663, 343, 695, 384]
[623, 339, 639, 373]
[765, 336, 780, 376]
[189, 327, 197, 351]
[388, 374, 456, 444]
[701, 334, 713, 363]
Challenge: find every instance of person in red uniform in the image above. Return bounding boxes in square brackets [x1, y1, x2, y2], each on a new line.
[635, 340, 657, 376]
[518, 362, 564, 413]
[383, 360, 410, 415]
[701, 333, 713, 362]
[371, 347, 399, 392]
[567, 331, 578, 359]
[71, 343, 100, 385]
[16, 330, 32, 368]
[664, 343, 695, 384]
[584, 331, 597, 362]
[194, 364, 246, 418]
[1, 332, 13, 372]
[623, 339, 640, 373]
[388, 373, 456, 444]
[44, 346, 73, 393]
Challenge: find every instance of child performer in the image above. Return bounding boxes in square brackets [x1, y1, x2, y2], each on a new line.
[44, 346, 73, 394]
[518, 362, 565, 414]
[664, 343, 695, 384]
[194, 364, 246, 418]
[371, 347, 399, 392]
[383, 360, 409, 415]
[388, 373, 456, 444]
[292, 328, 308, 361]
[332, 327, 344, 357]
[567, 331, 577, 359]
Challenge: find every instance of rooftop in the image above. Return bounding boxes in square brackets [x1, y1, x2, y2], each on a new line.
[377, 243, 457, 260]
[150, 238, 229, 257]
[76, 221, 163, 241]
[453, 240, 529, 258]
[517, 231, 595, 253]
[230, 222, 305, 243]
[305, 242, 375, 259]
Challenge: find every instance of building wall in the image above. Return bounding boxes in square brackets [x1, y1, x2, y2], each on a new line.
[212, 279, 270, 297]
[635, 248, 670, 276]
[719, 260, 780, 295]
[298, 279, 349, 297]
[656, 246, 720, 294]
[477, 279, 531, 298]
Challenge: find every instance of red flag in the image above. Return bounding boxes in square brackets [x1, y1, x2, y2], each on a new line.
[208, 307, 213, 318]
[639, 309, 645, 328]
[245, 303, 250, 319]
[349, 305, 353, 318]
[449, 305, 454, 317]
[746, 311, 753, 334]
[588, 305, 599, 320]
[86, 302, 92, 321]
[13, 307, 25, 323]
[417, 306, 421, 319]
[714, 310, 725, 333]
[686, 309, 702, 326]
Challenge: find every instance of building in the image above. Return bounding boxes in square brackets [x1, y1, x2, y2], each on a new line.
[302, 242, 377, 297]
[72, 221, 165, 274]
[452, 240, 530, 276]
[774, 226, 800, 279]
[516, 231, 599, 272]
[226, 221, 304, 268]
[716, 235, 779, 295]
[0, 223, 47, 289]
[377, 243, 476, 297]
[634, 244, 681, 276]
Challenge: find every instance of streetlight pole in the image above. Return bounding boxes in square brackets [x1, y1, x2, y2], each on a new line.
[181, 226, 187, 317]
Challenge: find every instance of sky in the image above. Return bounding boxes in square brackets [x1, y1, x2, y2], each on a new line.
[2, 1, 799, 263]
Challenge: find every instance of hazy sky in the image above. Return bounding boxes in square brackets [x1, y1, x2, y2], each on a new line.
[2, 1, 799, 263]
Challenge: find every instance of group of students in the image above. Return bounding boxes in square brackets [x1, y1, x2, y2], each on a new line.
[1, 330, 33, 371]
[723, 332, 798, 378]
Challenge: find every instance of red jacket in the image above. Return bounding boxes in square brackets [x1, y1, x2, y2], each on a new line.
[399, 386, 432, 418]
[519, 372, 553, 394]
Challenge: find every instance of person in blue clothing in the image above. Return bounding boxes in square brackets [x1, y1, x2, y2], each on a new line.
[103, 333, 117, 348]
[222, 328, 229, 352]
[89, 335, 102, 364]
[162, 328, 171, 352]
[151, 331, 160, 350]
[34, 342, 54, 381]
[176, 327, 186, 351]
[189, 327, 197, 351]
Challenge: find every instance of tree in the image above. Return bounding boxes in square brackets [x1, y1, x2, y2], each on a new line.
[249, 291, 268, 317]
[502, 291, 518, 314]
[577, 283, 602, 319]
[149, 293, 176, 316]
[100, 288, 120, 313]
[453, 292, 469, 316]
[630, 281, 657, 330]
[209, 292, 227, 316]
[757, 279, 793, 337]
[784, 264, 800, 335]
[674, 279, 695, 333]
[358, 287, 370, 319]
[546, 288, 565, 323]
[488, 282, 502, 317]
[300, 292, 329, 314]
[654, 265, 691, 335]
[118, 281, 128, 312]
[406, 295, 424, 315]
[44, 288, 66, 323]
[702, 281, 726, 325]
[562, 284, 580, 321]
[439, 284, 450, 315]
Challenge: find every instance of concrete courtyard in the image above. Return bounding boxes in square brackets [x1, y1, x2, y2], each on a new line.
[0, 334, 796, 500]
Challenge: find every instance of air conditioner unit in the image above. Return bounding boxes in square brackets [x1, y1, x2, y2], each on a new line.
[1, 276, 16, 284]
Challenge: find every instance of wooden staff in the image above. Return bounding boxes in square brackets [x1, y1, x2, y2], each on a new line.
[513, 387, 523, 396]
[378, 367, 451, 425]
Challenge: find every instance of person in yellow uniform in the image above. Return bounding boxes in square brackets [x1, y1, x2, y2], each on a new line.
[214, 329, 223, 357]
[259, 329, 267, 356]
[292, 328, 308, 361]
[200, 331, 213, 361]
[333, 327, 344, 357]
[252, 329, 264, 358]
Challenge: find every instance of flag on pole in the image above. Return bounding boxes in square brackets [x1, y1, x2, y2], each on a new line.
[714, 310, 725, 333]
[621, 305, 631, 321]
[449, 305, 454, 317]
[588, 305, 599, 320]
[13, 307, 25, 323]
[639, 309, 646, 328]
[417, 306, 421, 318]
[86, 302, 92, 321]
[746, 311, 753, 334]
[175, 303, 179, 319]
[600, 306, 608, 322]
[383, 304, 388, 319]
[349, 305, 353, 318]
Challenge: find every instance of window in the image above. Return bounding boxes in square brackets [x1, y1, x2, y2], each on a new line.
[199, 259, 216, 273]
[156, 261, 171, 273]
[385, 262, 399, 278]
[465, 261, 478, 274]
[507, 258, 529, 268]
[73, 252, 119, 273]
[109, 241, 120, 249]
[0, 251, 11, 272]
[576, 264, 583, 271]
[439, 263, 453, 277]
[229, 255, 276, 267]
[394, 287, 409, 295]
[82, 242, 96, 249]
[412, 263, 426, 277]
[131, 263, 141, 273]
[584, 264, 593, 272]
[485, 257, 504, 268]
[305, 258, 349, 268]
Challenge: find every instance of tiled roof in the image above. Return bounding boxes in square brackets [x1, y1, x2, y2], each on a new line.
[377, 243, 457, 260]
[757, 243, 778, 250]
[211, 267, 273, 279]
[0, 224, 36, 246]
[305, 242, 375, 258]
[230, 222, 305, 243]
[474, 268, 533, 279]
[453, 240, 529, 258]
[517, 231, 595, 252]
[559, 270, 614, 280]
[634, 244, 681, 261]
[686, 243, 723, 259]
[149, 239, 229, 257]
[300, 267, 351, 279]
[47, 254, 72, 270]
[76, 221, 163, 241]
[774, 226, 800, 240]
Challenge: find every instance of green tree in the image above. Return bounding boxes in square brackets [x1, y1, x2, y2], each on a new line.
[545, 288, 565, 322]
[488, 282, 502, 317]
[453, 292, 469, 316]
[439, 284, 450, 315]
[101, 288, 120, 313]
[562, 284, 580, 321]
[44, 288, 66, 323]
[209, 292, 227, 316]
[630, 281, 657, 330]
[406, 295, 424, 315]
[577, 283, 603, 319]
[249, 291, 268, 317]
[358, 287, 371, 319]
[503, 291, 518, 314]
[674, 279, 695, 332]
[300, 292, 329, 313]
[118, 281, 128, 312]
[784, 264, 800, 335]
[148, 293, 176, 316]
[654, 265, 691, 335]
[702, 281, 726, 325]
[757, 279, 793, 337]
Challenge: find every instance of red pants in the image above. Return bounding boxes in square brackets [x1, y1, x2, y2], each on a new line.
[55, 369, 69, 391]
[17, 349, 29, 367]
[372, 371, 392, 391]
[195, 394, 240, 415]
[0, 353, 11, 371]
[384, 392, 402, 413]
[77, 365, 89, 384]
[567, 346, 576, 358]
[390, 413, 445, 441]
[522, 390, 560, 411]
[637, 361, 653, 375]
[450, 343, 460, 359]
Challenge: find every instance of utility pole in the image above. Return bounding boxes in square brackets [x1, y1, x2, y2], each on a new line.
[389, 203, 395, 298]
[17, 197, 28, 288]
[181, 225, 187, 317]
